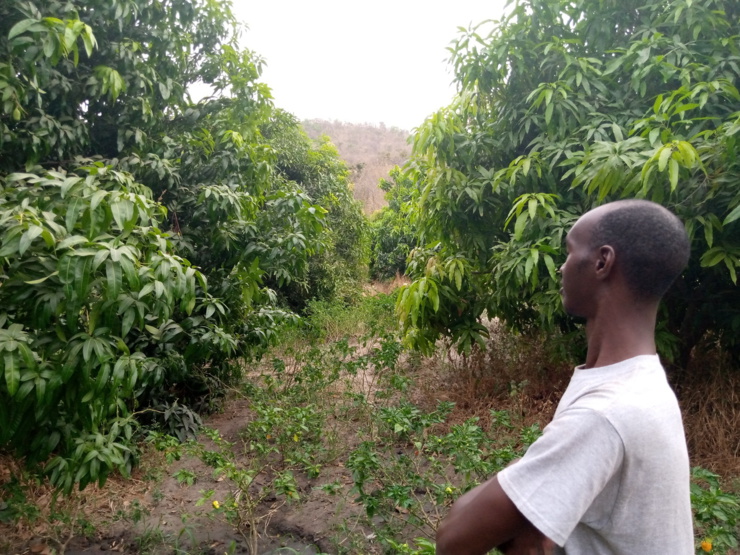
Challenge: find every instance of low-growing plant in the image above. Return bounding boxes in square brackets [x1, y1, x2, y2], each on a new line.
[691, 467, 740, 554]
[154, 401, 203, 442]
[347, 402, 540, 547]
[114, 499, 150, 525]
[0, 476, 40, 524]
[173, 469, 197, 486]
[146, 431, 183, 464]
[187, 426, 313, 554]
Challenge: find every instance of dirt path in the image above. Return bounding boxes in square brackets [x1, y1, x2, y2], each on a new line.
[56, 396, 365, 555]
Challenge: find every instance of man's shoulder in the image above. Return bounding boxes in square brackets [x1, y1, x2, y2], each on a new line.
[558, 365, 682, 445]
[561, 356, 676, 413]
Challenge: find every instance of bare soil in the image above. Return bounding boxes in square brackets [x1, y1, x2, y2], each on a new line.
[5, 395, 365, 554]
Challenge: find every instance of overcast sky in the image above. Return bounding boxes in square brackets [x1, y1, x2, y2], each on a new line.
[231, 1, 508, 131]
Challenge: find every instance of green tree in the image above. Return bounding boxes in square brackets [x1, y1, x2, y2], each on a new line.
[369, 168, 418, 280]
[0, 0, 327, 490]
[398, 0, 740, 367]
[262, 110, 369, 308]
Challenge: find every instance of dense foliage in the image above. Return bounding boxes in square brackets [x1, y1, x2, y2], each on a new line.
[263, 110, 369, 307]
[398, 0, 740, 367]
[369, 168, 417, 280]
[0, 0, 364, 491]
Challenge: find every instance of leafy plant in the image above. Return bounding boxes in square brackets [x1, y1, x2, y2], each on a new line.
[369, 168, 418, 280]
[397, 0, 740, 369]
[691, 467, 740, 554]
[0, 0, 353, 490]
[155, 401, 203, 442]
[173, 469, 197, 487]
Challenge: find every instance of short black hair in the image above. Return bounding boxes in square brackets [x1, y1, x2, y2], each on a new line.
[590, 200, 690, 301]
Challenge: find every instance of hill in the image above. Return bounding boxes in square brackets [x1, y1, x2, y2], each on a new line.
[302, 119, 411, 213]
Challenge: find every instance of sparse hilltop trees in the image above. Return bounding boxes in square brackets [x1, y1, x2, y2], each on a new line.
[398, 0, 740, 369]
[0, 0, 364, 491]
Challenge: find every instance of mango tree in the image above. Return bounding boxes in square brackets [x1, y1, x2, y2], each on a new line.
[0, 0, 355, 491]
[398, 0, 740, 370]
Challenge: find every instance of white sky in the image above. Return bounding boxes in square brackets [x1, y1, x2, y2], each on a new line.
[231, 1, 507, 131]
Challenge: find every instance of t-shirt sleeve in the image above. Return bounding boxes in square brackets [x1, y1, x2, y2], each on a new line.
[497, 407, 624, 547]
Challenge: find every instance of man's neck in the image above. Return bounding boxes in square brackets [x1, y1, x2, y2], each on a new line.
[583, 305, 658, 369]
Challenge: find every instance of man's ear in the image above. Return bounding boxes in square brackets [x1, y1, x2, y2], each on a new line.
[596, 245, 615, 278]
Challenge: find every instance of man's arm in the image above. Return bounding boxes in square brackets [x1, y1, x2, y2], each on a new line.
[436, 475, 551, 555]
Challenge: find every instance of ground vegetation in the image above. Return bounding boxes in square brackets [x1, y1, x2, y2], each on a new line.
[1, 296, 737, 554]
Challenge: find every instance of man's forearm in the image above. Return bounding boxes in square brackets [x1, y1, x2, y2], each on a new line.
[436, 476, 527, 555]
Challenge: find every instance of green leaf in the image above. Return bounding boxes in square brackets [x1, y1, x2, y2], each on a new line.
[65, 197, 86, 232]
[74, 256, 93, 299]
[121, 309, 135, 337]
[58, 235, 88, 250]
[658, 146, 673, 172]
[93, 248, 110, 271]
[543, 254, 557, 280]
[110, 200, 134, 231]
[428, 281, 440, 312]
[58, 255, 76, 298]
[725, 259, 737, 285]
[119, 257, 139, 289]
[514, 213, 528, 241]
[723, 204, 740, 226]
[703, 222, 714, 249]
[4, 353, 20, 396]
[90, 190, 108, 211]
[8, 19, 37, 39]
[138, 282, 154, 299]
[668, 159, 679, 191]
[19, 225, 43, 256]
[35, 376, 47, 406]
[700, 248, 726, 267]
[106, 259, 122, 299]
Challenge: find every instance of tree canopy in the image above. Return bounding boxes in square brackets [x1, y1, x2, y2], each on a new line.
[398, 0, 740, 367]
[0, 0, 365, 491]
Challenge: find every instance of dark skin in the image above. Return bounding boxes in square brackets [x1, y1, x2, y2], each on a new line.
[435, 204, 661, 555]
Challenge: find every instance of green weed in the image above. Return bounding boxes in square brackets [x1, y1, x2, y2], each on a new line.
[691, 467, 740, 554]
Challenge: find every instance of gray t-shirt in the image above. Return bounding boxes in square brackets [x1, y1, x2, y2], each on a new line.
[498, 355, 693, 554]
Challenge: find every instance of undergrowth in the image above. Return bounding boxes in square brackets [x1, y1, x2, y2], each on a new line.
[1, 293, 738, 554]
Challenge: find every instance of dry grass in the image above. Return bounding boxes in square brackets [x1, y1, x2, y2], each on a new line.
[414, 320, 740, 489]
[679, 349, 740, 479]
[364, 274, 411, 296]
[413, 320, 573, 433]
[0, 448, 166, 553]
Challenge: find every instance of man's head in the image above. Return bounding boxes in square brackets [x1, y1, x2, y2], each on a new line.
[561, 200, 690, 317]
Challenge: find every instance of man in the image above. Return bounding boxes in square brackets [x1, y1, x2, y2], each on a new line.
[436, 200, 693, 554]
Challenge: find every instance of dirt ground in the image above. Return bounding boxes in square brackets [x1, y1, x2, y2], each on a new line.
[5, 395, 368, 555]
[3, 322, 739, 554]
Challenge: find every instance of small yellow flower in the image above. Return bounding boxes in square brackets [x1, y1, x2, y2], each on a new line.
[293, 434, 299, 442]
[212, 500, 220, 509]
[701, 539, 712, 552]
[445, 487, 453, 494]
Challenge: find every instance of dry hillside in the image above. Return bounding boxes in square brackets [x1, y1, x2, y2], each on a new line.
[302, 119, 411, 214]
